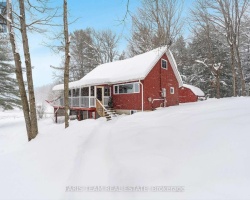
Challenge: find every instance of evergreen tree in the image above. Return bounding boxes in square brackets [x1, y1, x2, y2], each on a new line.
[0, 37, 21, 109]
[182, 28, 232, 98]
[171, 36, 190, 75]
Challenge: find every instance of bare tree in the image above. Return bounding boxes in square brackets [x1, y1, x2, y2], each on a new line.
[52, 28, 120, 83]
[5, 0, 58, 140]
[128, 0, 183, 56]
[92, 29, 120, 64]
[70, 29, 97, 80]
[6, 0, 33, 140]
[63, 0, 70, 128]
[19, 0, 38, 138]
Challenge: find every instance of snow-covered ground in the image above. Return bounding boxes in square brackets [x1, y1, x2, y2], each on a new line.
[0, 97, 250, 200]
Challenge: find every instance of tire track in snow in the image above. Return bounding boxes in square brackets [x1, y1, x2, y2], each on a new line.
[62, 120, 116, 200]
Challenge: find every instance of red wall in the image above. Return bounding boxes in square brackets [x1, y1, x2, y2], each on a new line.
[111, 82, 142, 110]
[143, 53, 179, 110]
[111, 53, 180, 111]
[179, 87, 198, 103]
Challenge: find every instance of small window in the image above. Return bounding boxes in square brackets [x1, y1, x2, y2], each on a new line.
[130, 110, 137, 115]
[114, 85, 118, 94]
[170, 87, 174, 94]
[161, 59, 168, 69]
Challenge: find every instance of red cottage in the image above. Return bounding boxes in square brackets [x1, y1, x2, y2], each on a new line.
[52, 47, 183, 121]
[179, 84, 205, 103]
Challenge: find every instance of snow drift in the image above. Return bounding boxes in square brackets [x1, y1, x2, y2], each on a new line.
[0, 97, 250, 200]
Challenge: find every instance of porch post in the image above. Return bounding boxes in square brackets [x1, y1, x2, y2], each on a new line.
[139, 80, 144, 112]
[70, 89, 73, 107]
[89, 86, 91, 108]
[79, 87, 81, 107]
[94, 86, 96, 107]
[54, 107, 58, 123]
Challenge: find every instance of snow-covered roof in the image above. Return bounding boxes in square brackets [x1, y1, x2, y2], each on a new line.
[53, 47, 183, 91]
[182, 84, 205, 96]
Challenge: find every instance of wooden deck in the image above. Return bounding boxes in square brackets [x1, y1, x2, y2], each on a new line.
[53, 106, 96, 111]
[53, 106, 97, 123]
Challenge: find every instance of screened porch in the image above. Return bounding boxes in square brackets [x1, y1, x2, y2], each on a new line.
[53, 86, 110, 108]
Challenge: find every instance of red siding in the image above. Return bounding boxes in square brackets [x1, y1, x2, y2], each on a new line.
[112, 53, 180, 111]
[179, 87, 198, 103]
[143, 53, 179, 110]
[112, 83, 142, 110]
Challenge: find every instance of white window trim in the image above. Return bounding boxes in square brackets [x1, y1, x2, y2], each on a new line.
[170, 87, 175, 94]
[113, 82, 140, 95]
[161, 59, 168, 70]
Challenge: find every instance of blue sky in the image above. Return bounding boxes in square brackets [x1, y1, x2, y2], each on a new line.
[28, 0, 194, 87]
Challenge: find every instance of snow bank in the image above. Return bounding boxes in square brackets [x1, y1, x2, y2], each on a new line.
[0, 97, 250, 200]
[53, 47, 183, 91]
[183, 83, 205, 96]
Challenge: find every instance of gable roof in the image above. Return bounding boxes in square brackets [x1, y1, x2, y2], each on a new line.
[183, 84, 205, 96]
[53, 47, 183, 91]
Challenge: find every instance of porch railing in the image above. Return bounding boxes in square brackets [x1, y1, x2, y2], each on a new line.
[103, 96, 109, 106]
[54, 96, 96, 108]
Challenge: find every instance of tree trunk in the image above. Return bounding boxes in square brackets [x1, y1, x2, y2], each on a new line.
[18, 0, 38, 139]
[205, 21, 220, 99]
[216, 71, 220, 99]
[234, 0, 246, 96]
[229, 45, 237, 97]
[235, 44, 246, 96]
[63, 0, 70, 128]
[6, 0, 32, 141]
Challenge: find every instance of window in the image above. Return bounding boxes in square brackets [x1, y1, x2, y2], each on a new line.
[114, 86, 118, 94]
[134, 83, 139, 93]
[81, 87, 89, 96]
[161, 59, 168, 69]
[73, 88, 79, 97]
[119, 84, 133, 94]
[90, 86, 95, 96]
[104, 86, 110, 96]
[113, 82, 140, 94]
[170, 87, 174, 94]
[130, 110, 137, 115]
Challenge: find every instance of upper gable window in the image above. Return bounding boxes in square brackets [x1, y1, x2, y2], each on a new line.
[161, 59, 168, 69]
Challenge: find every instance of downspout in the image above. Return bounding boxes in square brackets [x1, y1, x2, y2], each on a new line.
[139, 80, 144, 112]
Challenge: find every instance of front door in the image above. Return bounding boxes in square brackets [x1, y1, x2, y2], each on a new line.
[97, 87, 103, 102]
[96, 86, 104, 117]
